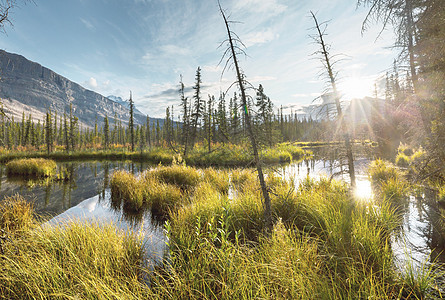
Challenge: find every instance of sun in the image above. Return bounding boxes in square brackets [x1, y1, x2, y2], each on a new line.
[339, 77, 375, 100]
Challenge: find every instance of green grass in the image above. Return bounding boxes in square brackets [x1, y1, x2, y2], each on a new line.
[395, 152, 411, 167]
[0, 143, 310, 168]
[6, 158, 57, 178]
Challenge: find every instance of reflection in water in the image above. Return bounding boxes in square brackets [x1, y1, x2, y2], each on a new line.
[281, 156, 445, 275]
[47, 191, 166, 266]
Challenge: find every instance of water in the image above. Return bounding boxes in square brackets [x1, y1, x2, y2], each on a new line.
[1, 156, 444, 275]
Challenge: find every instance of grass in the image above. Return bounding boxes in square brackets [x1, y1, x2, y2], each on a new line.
[6, 158, 57, 178]
[0, 143, 309, 168]
[368, 159, 409, 212]
[0, 195, 35, 235]
[2, 166, 441, 299]
[395, 152, 411, 167]
[0, 195, 147, 299]
[151, 172, 434, 299]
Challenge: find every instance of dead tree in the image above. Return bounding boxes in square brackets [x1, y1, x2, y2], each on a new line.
[218, 1, 272, 229]
[310, 11, 356, 188]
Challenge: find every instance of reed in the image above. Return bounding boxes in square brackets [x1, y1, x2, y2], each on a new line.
[6, 158, 57, 178]
[0, 195, 35, 234]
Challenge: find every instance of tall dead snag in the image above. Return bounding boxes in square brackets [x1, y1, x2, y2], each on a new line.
[218, 2, 272, 229]
[310, 11, 356, 188]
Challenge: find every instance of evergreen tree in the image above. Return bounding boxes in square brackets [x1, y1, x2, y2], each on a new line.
[45, 110, 53, 154]
[190, 67, 204, 150]
[104, 115, 110, 150]
[129, 91, 135, 151]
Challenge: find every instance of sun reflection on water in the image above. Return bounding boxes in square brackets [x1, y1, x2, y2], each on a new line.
[354, 177, 373, 200]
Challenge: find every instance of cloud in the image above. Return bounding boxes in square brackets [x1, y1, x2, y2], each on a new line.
[292, 92, 320, 98]
[244, 29, 278, 47]
[160, 44, 190, 56]
[249, 75, 276, 83]
[80, 18, 95, 31]
[233, 0, 287, 16]
[84, 77, 98, 89]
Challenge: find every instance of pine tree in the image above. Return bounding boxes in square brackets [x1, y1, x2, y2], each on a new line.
[64, 113, 69, 152]
[190, 67, 204, 150]
[129, 91, 135, 151]
[104, 115, 110, 150]
[45, 110, 53, 154]
[146, 115, 151, 148]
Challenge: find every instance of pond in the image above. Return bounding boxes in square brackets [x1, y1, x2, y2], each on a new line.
[0, 152, 444, 275]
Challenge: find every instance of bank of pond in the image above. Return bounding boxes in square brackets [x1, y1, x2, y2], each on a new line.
[1, 157, 444, 299]
[0, 142, 310, 167]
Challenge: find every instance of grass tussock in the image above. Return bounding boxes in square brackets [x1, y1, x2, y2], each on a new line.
[0, 195, 35, 235]
[0, 197, 147, 299]
[6, 158, 57, 178]
[149, 173, 434, 299]
[368, 159, 409, 210]
[0, 222, 147, 299]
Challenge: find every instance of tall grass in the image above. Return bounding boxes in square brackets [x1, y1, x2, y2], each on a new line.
[0, 195, 35, 234]
[1, 171, 439, 299]
[0, 222, 147, 299]
[149, 173, 431, 299]
[6, 158, 57, 178]
[368, 159, 409, 210]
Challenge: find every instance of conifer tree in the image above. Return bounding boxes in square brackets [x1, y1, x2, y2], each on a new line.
[190, 67, 204, 150]
[45, 110, 53, 154]
[128, 91, 135, 151]
[104, 115, 110, 150]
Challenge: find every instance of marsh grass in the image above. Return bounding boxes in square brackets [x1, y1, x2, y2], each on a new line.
[0, 221, 147, 299]
[396, 152, 411, 167]
[368, 159, 402, 187]
[6, 158, 57, 178]
[0, 195, 35, 235]
[368, 159, 409, 212]
[1, 170, 439, 299]
[0, 143, 308, 168]
[150, 173, 431, 299]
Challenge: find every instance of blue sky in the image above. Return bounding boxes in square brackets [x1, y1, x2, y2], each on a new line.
[1, 0, 396, 118]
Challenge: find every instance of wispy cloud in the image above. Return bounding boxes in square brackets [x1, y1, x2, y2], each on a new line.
[80, 18, 95, 31]
[244, 29, 278, 47]
[233, 0, 287, 16]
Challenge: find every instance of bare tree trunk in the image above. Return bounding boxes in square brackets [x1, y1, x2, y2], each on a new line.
[311, 11, 356, 188]
[219, 3, 272, 229]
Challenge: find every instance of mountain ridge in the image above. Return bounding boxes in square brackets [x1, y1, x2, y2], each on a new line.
[0, 50, 161, 128]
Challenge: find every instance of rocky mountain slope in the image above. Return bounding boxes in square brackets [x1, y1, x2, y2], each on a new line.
[0, 50, 158, 128]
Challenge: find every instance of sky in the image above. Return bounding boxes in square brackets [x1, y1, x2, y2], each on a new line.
[0, 0, 397, 118]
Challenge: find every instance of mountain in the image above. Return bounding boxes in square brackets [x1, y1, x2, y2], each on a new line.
[298, 96, 385, 123]
[107, 95, 144, 116]
[0, 50, 160, 128]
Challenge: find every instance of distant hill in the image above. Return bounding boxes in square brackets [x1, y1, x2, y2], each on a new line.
[0, 50, 162, 128]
